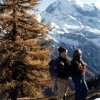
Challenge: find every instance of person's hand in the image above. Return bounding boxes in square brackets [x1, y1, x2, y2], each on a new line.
[60, 61, 64, 65]
[67, 61, 71, 65]
[78, 63, 82, 69]
[76, 61, 82, 69]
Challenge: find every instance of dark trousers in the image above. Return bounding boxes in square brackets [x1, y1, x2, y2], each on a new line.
[72, 75, 88, 100]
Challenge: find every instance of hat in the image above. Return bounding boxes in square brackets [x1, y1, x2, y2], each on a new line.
[58, 46, 66, 53]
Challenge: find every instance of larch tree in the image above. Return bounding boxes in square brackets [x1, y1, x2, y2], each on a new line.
[0, 0, 51, 100]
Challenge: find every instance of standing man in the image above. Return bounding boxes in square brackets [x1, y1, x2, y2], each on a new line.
[56, 46, 70, 100]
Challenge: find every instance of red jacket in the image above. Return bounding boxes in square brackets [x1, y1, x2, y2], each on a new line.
[71, 58, 85, 76]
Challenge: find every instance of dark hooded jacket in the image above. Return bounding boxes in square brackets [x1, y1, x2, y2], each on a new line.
[56, 56, 71, 79]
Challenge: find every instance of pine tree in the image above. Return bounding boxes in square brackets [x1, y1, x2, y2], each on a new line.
[0, 0, 51, 99]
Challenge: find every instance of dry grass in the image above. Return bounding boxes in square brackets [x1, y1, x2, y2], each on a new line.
[8, 89, 100, 100]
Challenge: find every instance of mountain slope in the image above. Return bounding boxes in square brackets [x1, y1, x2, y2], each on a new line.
[41, 0, 100, 75]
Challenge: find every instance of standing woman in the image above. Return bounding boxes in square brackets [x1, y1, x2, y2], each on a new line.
[71, 49, 88, 100]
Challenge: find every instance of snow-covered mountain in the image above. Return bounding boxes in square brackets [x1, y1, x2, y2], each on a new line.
[41, 0, 100, 75]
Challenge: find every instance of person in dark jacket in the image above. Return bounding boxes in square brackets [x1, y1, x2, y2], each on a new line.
[71, 49, 88, 100]
[56, 46, 70, 100]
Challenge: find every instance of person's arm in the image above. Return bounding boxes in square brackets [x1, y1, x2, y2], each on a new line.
[71, 59, 79, 72]
[76, 61, 83, 70]
[55, 60, 64, 73]
[67, 60, 71, 65]
[80, 59, 87, 69]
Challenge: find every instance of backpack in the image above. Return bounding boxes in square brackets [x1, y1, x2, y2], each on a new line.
[48, 58, 60, 79]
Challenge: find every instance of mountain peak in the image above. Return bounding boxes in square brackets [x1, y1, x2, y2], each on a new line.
[45, 0, 96, 14]
[41, 0, 100, 75]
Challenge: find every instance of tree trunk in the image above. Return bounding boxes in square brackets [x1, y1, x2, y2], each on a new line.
[11, 87, 18, 100]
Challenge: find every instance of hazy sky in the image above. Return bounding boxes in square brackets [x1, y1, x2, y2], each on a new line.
[38, 0, 100, 13]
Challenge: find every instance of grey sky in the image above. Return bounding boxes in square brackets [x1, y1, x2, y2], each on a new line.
[38, 0, 100, 13]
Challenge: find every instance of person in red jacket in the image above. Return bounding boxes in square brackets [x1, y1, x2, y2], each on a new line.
[71, 49, 88, 100]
